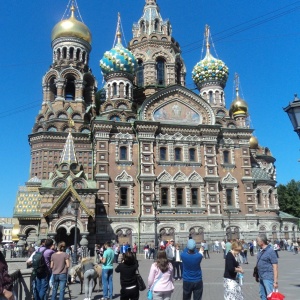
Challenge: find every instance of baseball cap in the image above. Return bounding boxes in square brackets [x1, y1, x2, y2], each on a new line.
[170, 239, 174, 242]
[187, 239, 196, 250]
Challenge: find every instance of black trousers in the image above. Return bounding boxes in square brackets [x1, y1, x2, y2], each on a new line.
[120, 286, 139, 300]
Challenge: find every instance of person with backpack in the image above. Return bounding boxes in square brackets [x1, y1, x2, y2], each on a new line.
[32, 238, 55, 300]
[50, 241, 69, 300]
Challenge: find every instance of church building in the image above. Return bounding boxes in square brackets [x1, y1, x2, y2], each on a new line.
[13, 0, 298, 249]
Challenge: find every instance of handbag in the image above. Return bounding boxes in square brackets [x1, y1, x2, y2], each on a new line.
[253, 249, 266, 282]
[136, 269, 146, 291]
[147, 272, 163, 300]
[267, 290, 285, 300]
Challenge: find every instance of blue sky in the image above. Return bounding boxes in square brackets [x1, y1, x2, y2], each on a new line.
[1, 0, 300, 216]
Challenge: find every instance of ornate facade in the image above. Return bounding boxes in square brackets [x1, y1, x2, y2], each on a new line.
[14, 0, 298, 249]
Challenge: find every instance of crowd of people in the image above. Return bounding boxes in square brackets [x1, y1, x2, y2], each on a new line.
[1, 232, 298, 300]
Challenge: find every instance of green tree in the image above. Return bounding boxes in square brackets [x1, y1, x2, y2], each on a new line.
[277, 179, 300, 217]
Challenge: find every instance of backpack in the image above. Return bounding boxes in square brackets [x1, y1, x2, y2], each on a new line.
[32, 249, 48, 278]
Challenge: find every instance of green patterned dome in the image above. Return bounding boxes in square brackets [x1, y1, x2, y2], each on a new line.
[192, 52, 229, 89]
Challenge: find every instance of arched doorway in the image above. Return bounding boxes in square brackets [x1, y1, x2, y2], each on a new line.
[56, 227, 80, 247]
[160, 227, 175, 243]
[116, 229, 132, 246]
[189, 227, 204, 244]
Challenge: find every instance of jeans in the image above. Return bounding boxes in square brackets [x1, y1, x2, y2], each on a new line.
[153, 290, 173, 300]
[259, 279, 273, 300]
[102, 268, 113, 299]
[35, 275, 50, 300]
[183, 280, 203, 300]
[84, 269, 95, 299]
[51, 273, 67, 300]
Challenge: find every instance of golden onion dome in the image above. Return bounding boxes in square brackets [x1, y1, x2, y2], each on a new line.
[51, 6, 92, 44]
[229, 95, 248, 118]
[249, 136, 259, 149]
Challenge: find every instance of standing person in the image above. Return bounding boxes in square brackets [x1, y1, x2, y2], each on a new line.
[256, 234, 278, 300]
[241, 241, 248, 264]
[180, 239, 203, 300]
[100, 241, 114, 300]
[114, 243, 120, 263]
[50, 241, 70, 300]
[166, 239, 175, 277]
[144, 244, 149, 259]
[81, 257, 96, 300]
[223, 240, 244, 300]
[148, 250, 174, 300]
[121, 242, 126, 259]
[248, 241, 254, 256]
[293, 240, 299, 254]
[132, 243, 137, 260]
[221, 240, 226, 259]
[0, 231, 14, 300]
[225, 240, 232, 256]
[33, 238, 55, 300]
[214, 240, 220, 253]
[115, 251, 139, 300]
[174, 244, 183, 280]
[202, 241, 210, 259]
[148, 244, 155, 260]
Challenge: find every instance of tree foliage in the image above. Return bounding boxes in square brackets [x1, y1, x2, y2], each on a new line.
[277, 179, 300, 218]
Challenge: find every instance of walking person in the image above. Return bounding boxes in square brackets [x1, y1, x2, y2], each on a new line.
[181, 239, 203, 300]
[100, 241, 114, 300]
[293, 240, 298, 254]
[114, 244, 120, 263]
[202, 240, 210, 259]
[241, 241, 248, 264]
[0, 231, 14, 300]
[221, 239, 226, 259]
[115, 251, 139, 300]
[81, 257, 96, 300]
[223, 240, 244, 300]
[132, 243, 137, 260]
[166, 239, 175, 278]
[50, 241, 70, 300]
[174, 244, 183, 280]
[256, 234, 278, 300]
[148, 250, 174, 300]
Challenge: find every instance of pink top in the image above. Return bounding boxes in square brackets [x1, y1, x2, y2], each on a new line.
[148, 263, 174, 292]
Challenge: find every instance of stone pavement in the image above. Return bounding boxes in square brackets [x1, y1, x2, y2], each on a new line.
[7, 250, 299, 299]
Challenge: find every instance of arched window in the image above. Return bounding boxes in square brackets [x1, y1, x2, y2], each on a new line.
[113, 83, 117, 96]
[256, 190, 262, 205]
[176, 62, 181, 85]
[154, 19, 159, 31]
[69, 47, 74, 59]
[62, 47, 67, 59]
[82, 51, 86, 63]
[160, 147, 167, 161]
[57, 49, 61, 60]
[76, 49, 80, 60]
[269, 190, 273, 206]
[189, 148, 196, 162]
[136, 60, 144, 87]
[156, 58, 165, 86]
[209, 91, 213, 103]
[226, 189, 233, 206]
[110, 115, 120, 121]
[125, 84, 129, 97]
[49, 77, 57, 101]
[223, 150, 230, 164]
[174, 148, 182, 161]
[120, 146, 127, 160]
[48, 126, 57, 132]
[65, 75, 76, 100]
[140, 21, 145, 32]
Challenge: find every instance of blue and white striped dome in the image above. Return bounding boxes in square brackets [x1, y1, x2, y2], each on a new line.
[100, 37, 137, 76]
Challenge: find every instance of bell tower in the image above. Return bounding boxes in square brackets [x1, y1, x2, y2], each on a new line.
[129, 0, 186, 99]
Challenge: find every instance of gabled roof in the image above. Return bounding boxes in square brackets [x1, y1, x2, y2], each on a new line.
[43, 184, 94, 217]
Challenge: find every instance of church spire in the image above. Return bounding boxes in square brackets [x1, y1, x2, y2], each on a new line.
[60, 120, 77, 164]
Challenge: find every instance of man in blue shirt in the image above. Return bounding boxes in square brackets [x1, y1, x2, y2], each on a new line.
[181, 239, 203, 300]
[256, 234, 278, 300]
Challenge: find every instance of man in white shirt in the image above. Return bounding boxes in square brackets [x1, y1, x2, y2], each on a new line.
[214, 240, 220, 253]
[221, 239, 226, 259]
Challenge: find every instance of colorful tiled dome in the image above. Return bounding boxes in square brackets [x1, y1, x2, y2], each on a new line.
[192, 52, 229, 89]
[100, 33, 137, 76]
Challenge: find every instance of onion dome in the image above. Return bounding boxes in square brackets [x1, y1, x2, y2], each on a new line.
[229, 84, 248, 118]
[100, 31, 137, 76]
[192, 26, 229, 89]
[249, 136, 259, 149]
[51, 5, 92, 44]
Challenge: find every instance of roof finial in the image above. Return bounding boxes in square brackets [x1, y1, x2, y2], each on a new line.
[205, 24, 210, 54]
[116, 12, 122, 44]
[234, 73, 240, 97]
[70, 0, 76, 18]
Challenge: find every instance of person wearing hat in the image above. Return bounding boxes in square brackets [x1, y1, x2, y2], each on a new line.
[180, 239, 203, 300]
[166, 239, 176, 278]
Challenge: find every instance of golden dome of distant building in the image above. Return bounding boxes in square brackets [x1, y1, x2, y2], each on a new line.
[51, 6, 92, 44]
[249, 136, 259, 149]
[229, 95, 248, 118]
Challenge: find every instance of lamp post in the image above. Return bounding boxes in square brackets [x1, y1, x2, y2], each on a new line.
[152, 196, 159, 258]
[284, 94, 300, 138]
[73, 199, 80, 265]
